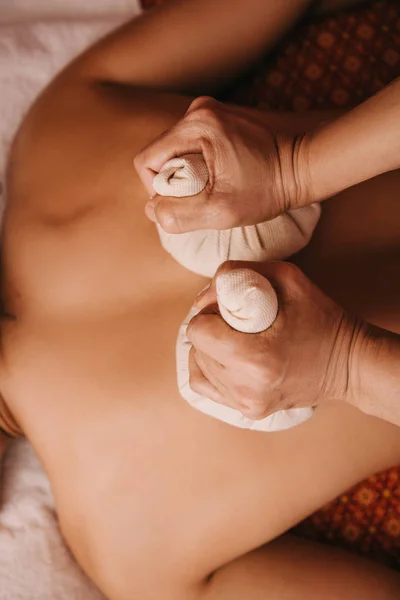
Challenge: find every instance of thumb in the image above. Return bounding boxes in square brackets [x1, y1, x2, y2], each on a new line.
[145, 153, 220, 233]
[147, 193, 216, 233]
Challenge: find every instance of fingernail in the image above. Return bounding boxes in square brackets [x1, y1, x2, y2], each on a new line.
[194, 283, 211, 304]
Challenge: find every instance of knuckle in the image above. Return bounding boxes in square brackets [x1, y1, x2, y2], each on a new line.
[241, 407, 267, 421]
[190, 312, 206, 328]
[188, 96, 216, 112]
[156, 204, 178, 233]
[239, 398, 268, 421]
[194, 349, 205, 369]
[186, 320, 196, 342]
[276, 261, 305, 290]
[186, 104, 223, 129]
[277, 260, 300, 278]
[188, 372, 203, 393]
[186, 314, 207, 343]
[133, 154, 148, 177]
[197, 106, 220, 124]
[133, 153, 142, 170]
[283, 400, 295, 411]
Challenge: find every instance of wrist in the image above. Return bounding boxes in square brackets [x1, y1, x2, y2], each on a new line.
[297, 124, 351, 205]
[300, 81, 400, 204]
[321, 310, 367, 405]
[274, 132, 316, 211]
[303, 123, 351, 203]
[347, 324, 400, 425]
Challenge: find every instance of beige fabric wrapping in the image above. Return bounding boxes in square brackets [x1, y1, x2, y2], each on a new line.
[153, 153, 209, 197]
[216, 269, 279, 333]
[153, 155, 321, 278]
[177, 268, 313, 431]
[154, 154, 316, 431]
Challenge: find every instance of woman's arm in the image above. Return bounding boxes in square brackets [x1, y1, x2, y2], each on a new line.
[73, 0, 313, 94]
[303, 78, 400, 204]
[205, 534, 400, 600]
[79, 0, 371, 93]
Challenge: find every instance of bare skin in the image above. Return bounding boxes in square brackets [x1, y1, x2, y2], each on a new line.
[1, 1, 400, 599]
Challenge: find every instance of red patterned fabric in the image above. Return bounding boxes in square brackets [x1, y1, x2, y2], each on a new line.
[230, 0, 400, 111]
[140, 0, 400, 567]
[296, 469, 400, 569]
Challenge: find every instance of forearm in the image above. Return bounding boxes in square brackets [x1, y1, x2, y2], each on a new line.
[74, 0, 313, 94]
[351, 324, 400, 427]
[206, 535, 400, 600]
[303, 78, 400, 204]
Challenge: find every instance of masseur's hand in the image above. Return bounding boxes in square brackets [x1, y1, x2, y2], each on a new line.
[187, 260, 369, 420]
[134, 97, 310, 233]
[136, 81, 400, 235]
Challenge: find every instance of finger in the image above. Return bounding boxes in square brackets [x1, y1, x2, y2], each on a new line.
[149, 192, 223, 234]
[144, 196, 160, 222]
[186, 98, 265, 129]
[187, 312, 246, 365]
[135, 163, 159, 198]
[194, 350, 227, 395]
[188, 346, 223, 403]
[237, 396, 273, 421]
[193, 350, 265, 417]
[194, 282, 214, 307]
[184, 95, 218, 115]
[189, 348, 241, 411]
[195, 349, 225, 379]
[134, 120, 205, 186]
[194, 351, 266, 418]
[193, 330, 277, 419]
